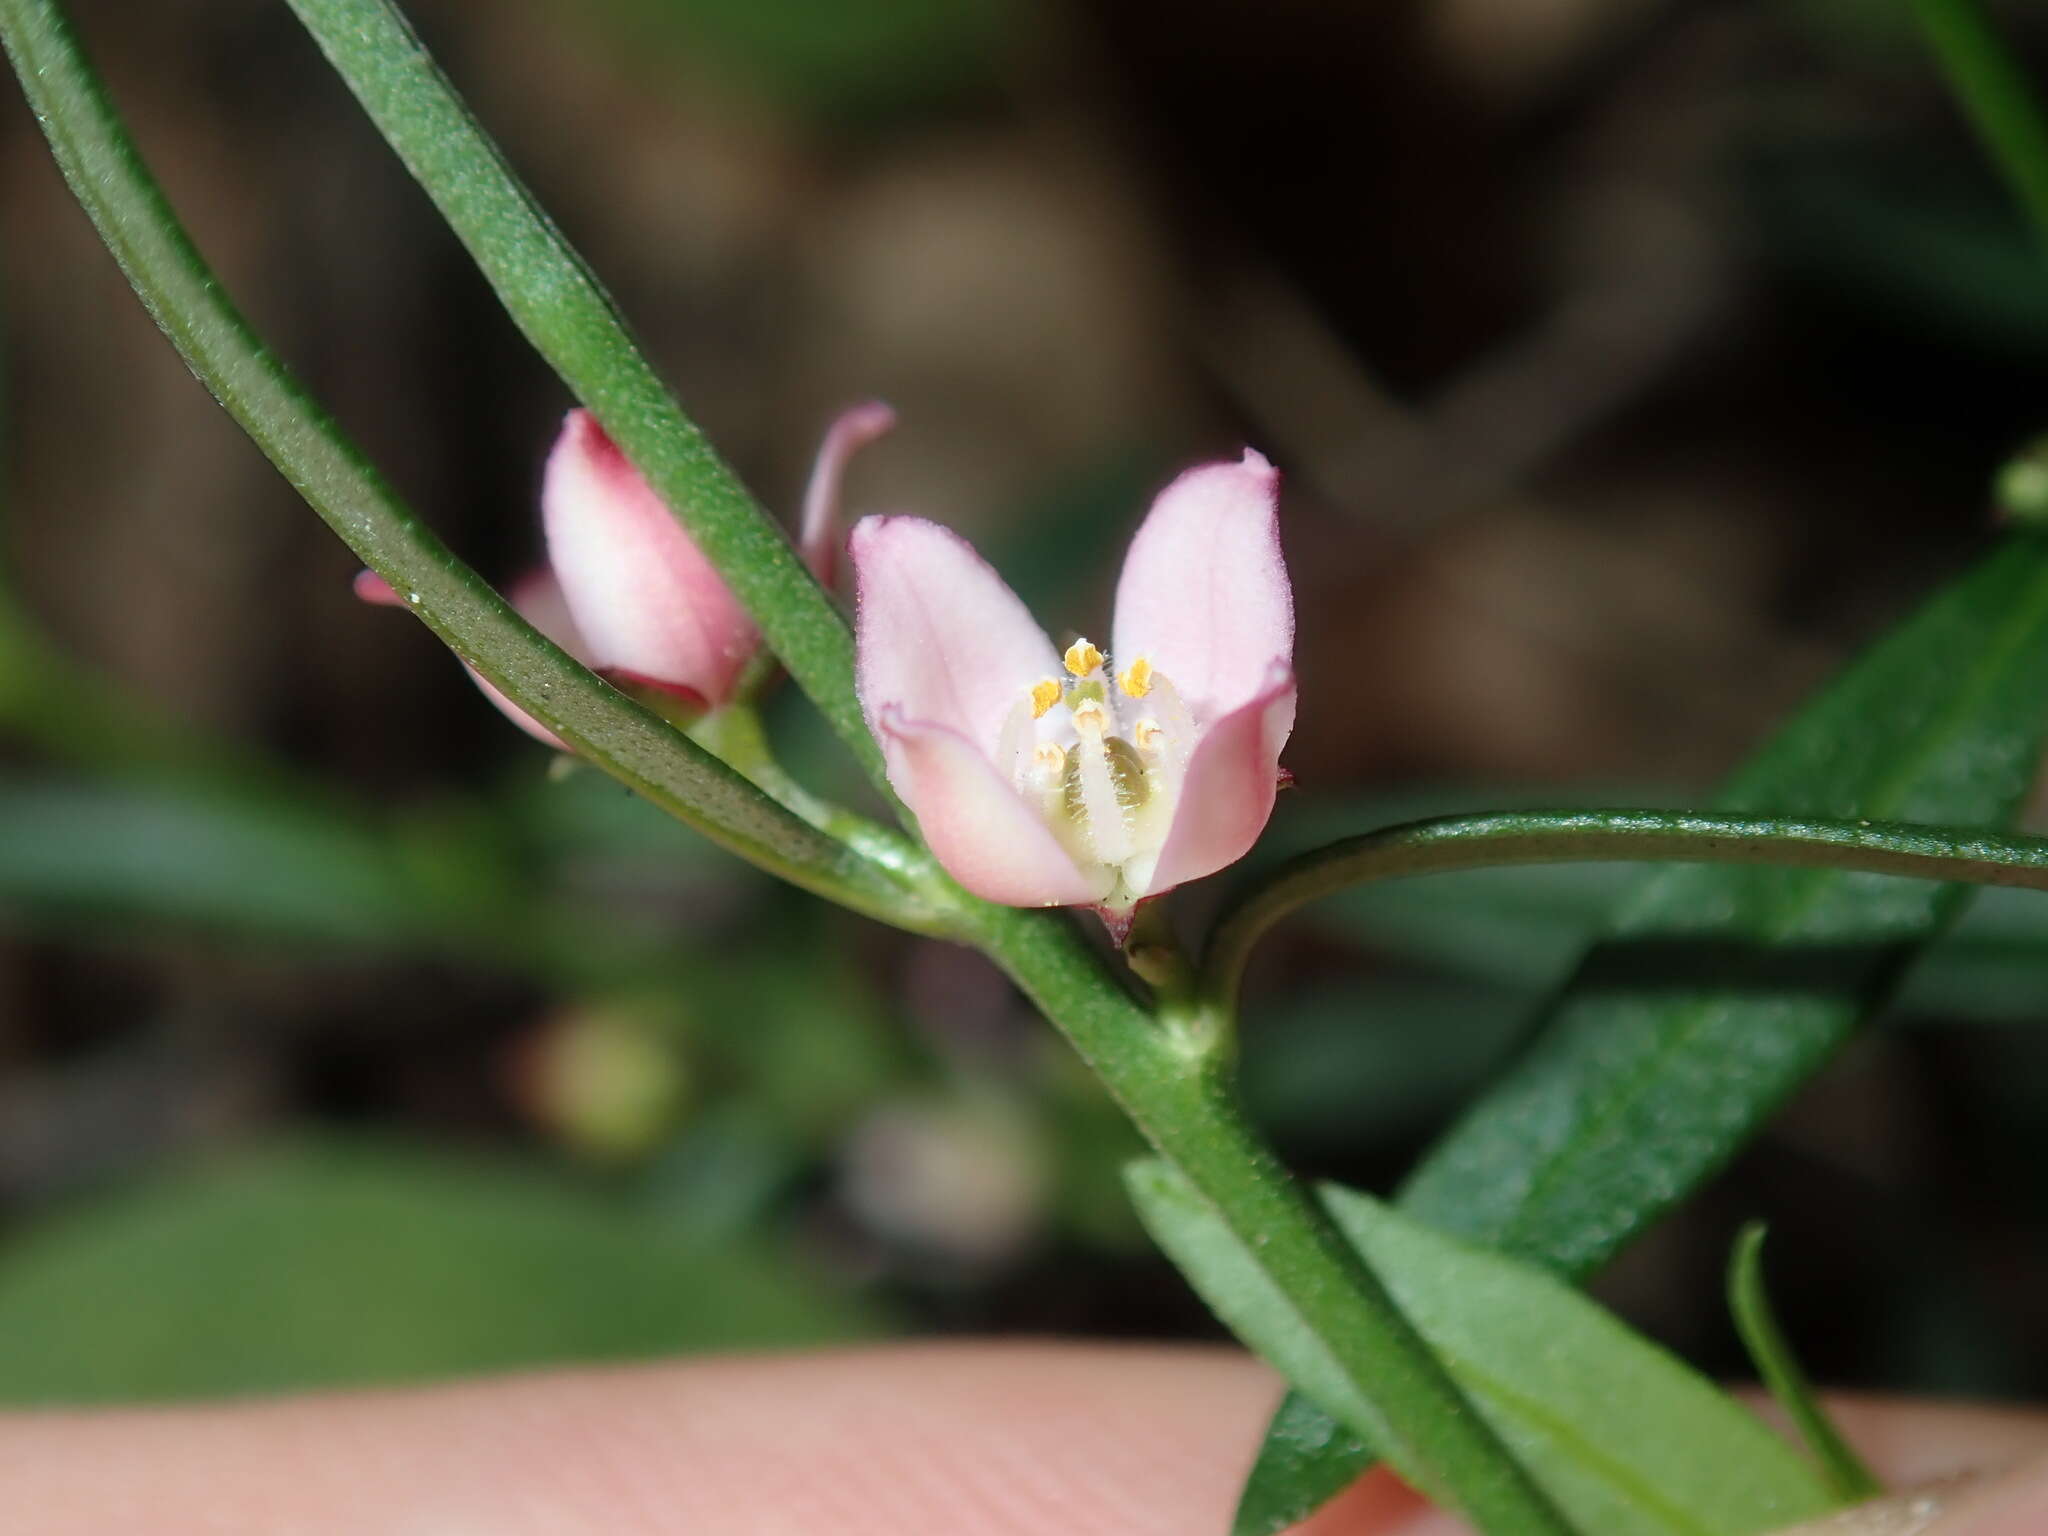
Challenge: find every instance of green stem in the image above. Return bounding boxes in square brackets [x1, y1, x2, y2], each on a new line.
[1201, 806, 2048, 1012]
[688, 704, 938, 886]
[1910, 0, 2048, 248]
[972, 907, 1578, 1536]
[1727, 1224, 1883, 1504]
[279, 0, 890, 800]
[0, 0, 926, 932]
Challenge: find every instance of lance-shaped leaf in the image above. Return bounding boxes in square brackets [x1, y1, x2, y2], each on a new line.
[1236, 530, 2048, 1534]
[1131, 1161, 1835, 1536]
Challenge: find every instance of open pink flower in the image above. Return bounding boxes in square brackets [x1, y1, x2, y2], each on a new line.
[852, 450, 1294, 913]
[357, 402, 893, 746]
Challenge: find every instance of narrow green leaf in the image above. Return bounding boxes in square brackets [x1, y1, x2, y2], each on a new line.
[0, 1140, 881, 1402]
[1320, 1186, 1835, 1536]
[0, 0, 929, 929]
[1727, 1224, 1883, 1504]
[1238, 532, 2048, 1534]
[1135, 1159, 1834, 1536]
[0, 779, 445, 949]
[279, 0, 890, 797]
[1909, 0, 2048, 250]
[1124, 1159, 1578, 1535]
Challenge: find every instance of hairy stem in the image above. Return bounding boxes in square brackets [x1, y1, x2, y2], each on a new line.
[0, 0, 927, 929]
[280, 0, 891, 799]
[972, 906, 1578, 1536]
[1202, 807, 2048, 1013]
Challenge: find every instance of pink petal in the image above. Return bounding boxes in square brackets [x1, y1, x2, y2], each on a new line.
[543, 410, 758, 706]
[800, 401, 896, 589]
[1142, 666, 1296, 897]
[879, 710, 1110, 906]
[851, 515, 1062, 762]
[351, 569, 408, 609]
[1111, 450, 1292, 720]
[354, 568, 581, 749]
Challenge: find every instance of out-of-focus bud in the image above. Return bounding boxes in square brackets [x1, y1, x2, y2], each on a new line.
[511, 1001, 688, 1163]
[838, 1092, 1047, 1273]
[356, 402, 893, 744]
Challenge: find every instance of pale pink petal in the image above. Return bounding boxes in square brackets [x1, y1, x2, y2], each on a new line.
[1111, 450, 1292, 720]
[851, 516, 1062, 765]
[800, 401, 896, 588]
[354, 568, 579, 749]
[1141, 667, 1296, 897]
[501, 569, 589, 660]
[353, 569, 405, 608]
[543, 410, 758, 706]
[879, 710, 1110, 907]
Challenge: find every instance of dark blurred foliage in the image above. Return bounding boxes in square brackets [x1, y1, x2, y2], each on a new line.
[1, 0, 2047, 1403]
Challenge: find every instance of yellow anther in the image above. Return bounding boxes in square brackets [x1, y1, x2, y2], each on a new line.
[1030, 678, 1062, 719]
[1070, 698, 1110, 736]
[1063, 638, 1104, 678]
[1032, 741, 1068, 777]
[1118, 657, 1153, 698]
[1134, 717, 1166, 754]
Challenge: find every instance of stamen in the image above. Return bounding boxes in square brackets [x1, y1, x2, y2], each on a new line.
[1032, 741, 1068, 779]
[1133, 717, 1165, 754]
[1030, 678, 1062, 719]
[1064, 638, 1104, 678]
[1118, 657, 1153, 698]
[1071, 698, 1110, 736]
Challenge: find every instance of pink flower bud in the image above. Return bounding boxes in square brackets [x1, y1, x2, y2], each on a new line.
[356, 402, 891, 747]
[542, 410, 755, 709]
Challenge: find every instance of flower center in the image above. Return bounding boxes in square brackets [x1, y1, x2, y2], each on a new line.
[1011, 636, 1185, 903]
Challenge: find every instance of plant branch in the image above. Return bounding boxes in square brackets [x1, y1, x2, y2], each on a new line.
[279, 0, 892, 800]
[0, 0, 931, 931]
[1202, 807, 2048, 1012]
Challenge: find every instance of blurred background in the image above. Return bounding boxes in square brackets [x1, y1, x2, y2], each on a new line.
[1, 0, 2047, 1409]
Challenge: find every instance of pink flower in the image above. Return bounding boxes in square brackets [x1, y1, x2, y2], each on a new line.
[852, 451, 1294, 913]
[357, 402, 894, 746]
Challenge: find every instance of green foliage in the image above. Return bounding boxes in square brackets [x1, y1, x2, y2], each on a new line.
[1239, 532, 2048, 1534]
[1133, 1161, 1834, 1536]
[0, 779, 445, 949]
[0, 1140, 881, 1403]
